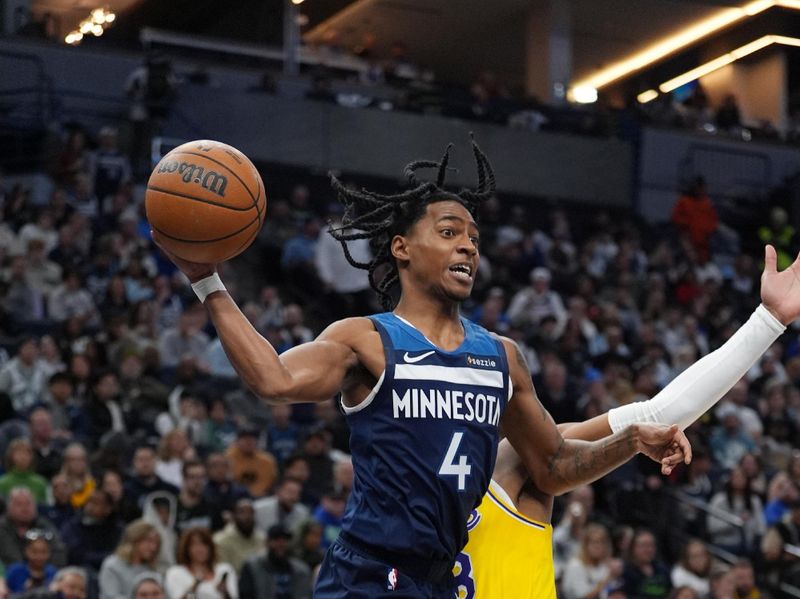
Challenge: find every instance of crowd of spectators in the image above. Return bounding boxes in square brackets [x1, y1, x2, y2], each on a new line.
[0, 114, 799, 599]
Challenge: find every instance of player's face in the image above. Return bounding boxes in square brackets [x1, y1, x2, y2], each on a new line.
[399, 200, 480, 303]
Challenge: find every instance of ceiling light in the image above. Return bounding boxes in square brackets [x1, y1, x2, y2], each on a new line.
[658, 35, 800, 93]
[104, 12, 115, 23]
[572, 0, 791, 90]
[91, 23, 104, 36]
[569, 85, 598, 104]
[79, 20, 92, 34]
[637, 89, 659, 104]
[291, 0, 305, 4]
[91, 8, 105, 24]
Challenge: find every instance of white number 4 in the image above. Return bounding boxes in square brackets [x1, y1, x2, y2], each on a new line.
[439, 432, 472, 491]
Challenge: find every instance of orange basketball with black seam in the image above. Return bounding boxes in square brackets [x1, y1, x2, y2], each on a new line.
[145, 139, 266, 264]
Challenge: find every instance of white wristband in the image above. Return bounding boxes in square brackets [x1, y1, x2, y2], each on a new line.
[191, 273, 226, 303]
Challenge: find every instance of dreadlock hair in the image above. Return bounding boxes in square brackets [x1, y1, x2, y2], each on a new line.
[328, 137, 496, 310]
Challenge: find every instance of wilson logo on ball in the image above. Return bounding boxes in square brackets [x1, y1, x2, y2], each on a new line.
[157, 159, 229, 198]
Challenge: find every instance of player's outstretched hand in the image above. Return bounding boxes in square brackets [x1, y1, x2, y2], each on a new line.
[634, 424, 692, 476]
[151, 229, 217, 283]
[761, 244, 800, 326]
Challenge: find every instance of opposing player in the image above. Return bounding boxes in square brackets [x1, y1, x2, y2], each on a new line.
[457, 245, 800, 598]
[152, 140, 689, 598]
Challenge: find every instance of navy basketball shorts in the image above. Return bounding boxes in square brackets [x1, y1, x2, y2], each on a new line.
[314, 539, 456, 599]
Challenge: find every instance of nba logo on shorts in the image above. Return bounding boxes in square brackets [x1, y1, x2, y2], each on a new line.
[387, 567, 398, 591]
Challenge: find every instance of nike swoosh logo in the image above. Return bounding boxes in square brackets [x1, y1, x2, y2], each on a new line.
[403, 350, 435, 364]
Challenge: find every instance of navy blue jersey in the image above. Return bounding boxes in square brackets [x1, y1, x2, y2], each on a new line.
[341, 312, 511, 561]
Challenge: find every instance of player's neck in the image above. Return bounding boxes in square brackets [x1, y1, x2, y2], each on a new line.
[393, 294, 464, 351]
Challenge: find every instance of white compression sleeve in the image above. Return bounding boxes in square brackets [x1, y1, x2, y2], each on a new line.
[607, 304, 785, 433]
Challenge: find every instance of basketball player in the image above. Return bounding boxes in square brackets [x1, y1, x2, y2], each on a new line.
[456, 245, 799, 598]
[152, 140, 689, 598]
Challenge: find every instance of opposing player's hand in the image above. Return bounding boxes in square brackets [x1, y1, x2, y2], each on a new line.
[633, 423, 692, 476]
[761, 244, 800, 326]
[151, 229, 217, 283]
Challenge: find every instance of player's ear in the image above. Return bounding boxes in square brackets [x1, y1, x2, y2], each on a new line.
[391, 234, 410, 263]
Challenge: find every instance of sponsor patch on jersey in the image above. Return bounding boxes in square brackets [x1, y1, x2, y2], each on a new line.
[466, 355, 497, 368]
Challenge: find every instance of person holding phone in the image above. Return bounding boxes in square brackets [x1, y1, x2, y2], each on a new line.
[164, 528, 236, 599]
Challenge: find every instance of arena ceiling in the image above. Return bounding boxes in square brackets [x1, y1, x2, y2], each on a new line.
[29, 0, 785, 89]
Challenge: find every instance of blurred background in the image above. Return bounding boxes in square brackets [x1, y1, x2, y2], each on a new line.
[3, 0, 800, 597]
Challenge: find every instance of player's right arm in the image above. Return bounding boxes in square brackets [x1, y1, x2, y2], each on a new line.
[151, 235, 371, 403]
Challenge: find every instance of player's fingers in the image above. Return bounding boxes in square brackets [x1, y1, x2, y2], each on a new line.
[674, 431, 692, 464]
[661, 463, 673, 476]
[765, 244, 778, 273]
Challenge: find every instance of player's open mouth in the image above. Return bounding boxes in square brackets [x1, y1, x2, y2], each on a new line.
[449, 263, 473, 282]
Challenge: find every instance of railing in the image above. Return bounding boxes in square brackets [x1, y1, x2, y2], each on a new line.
[0, 48, 55, 126]
[669, 488, 800, 597]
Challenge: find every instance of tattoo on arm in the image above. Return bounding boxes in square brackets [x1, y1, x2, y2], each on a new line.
[547, 427, 638, 489]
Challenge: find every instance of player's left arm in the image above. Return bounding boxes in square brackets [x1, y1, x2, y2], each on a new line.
[499, 337, 689, 497]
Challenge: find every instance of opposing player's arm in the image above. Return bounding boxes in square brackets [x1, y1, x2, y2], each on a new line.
[499, 338, 687, 496]
[204, 291, 364, 403]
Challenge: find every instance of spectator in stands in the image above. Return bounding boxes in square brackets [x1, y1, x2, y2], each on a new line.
[620, 528, 672, 598]
[764, 471, 798, 526]
[731, 559, 766, 598]
[715, 95, 742, 132]
[174, 460, 213, 534]
[715, 380, 762, 443]
[710, 405, 757, 470]
[25, 238, 62, 300]
[670, 539, 711, 596]
[3, 254, 45, 325]
[28, 407, 65, 480]
[203, 453, 248, 532]
[131, 575, 166, 599]
[239, 524, 311, 599]
[553, 486, 595, 578]
[758, 207, 795, 272]
[671, 177, 718, 262]
[158, 306, 211, 370]
[99, 520, 161, 599]
[164, 528, 237, 599]
[254, 476, 309, 537]
[124, 446, 179, 512]
[213, 498, 264, 574]
[156, 429, 193, 489]
[45, 372, 80, 439]
[226, 427, 277, 499]
[60, 443, 95, 509]
[507, 267, 567, 335]
[297, 427, 333, 508]
[60, 489, 122, 571]
[0, 337, 47, 412]
[40, 474, 75, 531]
[312, 490, 345, 550]
[314, 203, 373, 319]
[85, 371, 126, 446]
[5, 532, 58, 594]
[88, 126, 132, 213]
[708, 466, 765, 555]
[759, 381, 798, 449]
[101, 470, 139, 523]
[48, 270, 99, 328]
[293, 521, 324, 572]
[0, 487, 66, 567]
[708, 569, 735, 599]
[204, 399, 237, 455]
[14, 566, 87, 599]
[561, 523, 623, 599]
[54, 129, 89, 190]
[20, 210, 58, 255]
[281, 218, 322, 298]
[0, 438, 48, 503]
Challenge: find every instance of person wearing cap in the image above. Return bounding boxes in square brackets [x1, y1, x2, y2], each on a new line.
[225, 427, 277, 498]
[507, 266, 567, 336]
[239, 525, 311, 599]
[213, 499, 264, 574]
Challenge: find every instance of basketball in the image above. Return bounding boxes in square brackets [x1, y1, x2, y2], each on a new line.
[145, 139, 266, 264]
